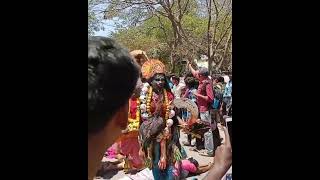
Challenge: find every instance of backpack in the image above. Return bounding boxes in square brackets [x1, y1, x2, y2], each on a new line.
[212, 83, 224, 109]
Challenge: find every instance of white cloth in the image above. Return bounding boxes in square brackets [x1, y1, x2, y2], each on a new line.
[172, 82, 185, 99]
[126, 168, 154, 180]
[223, 75, 230, 83]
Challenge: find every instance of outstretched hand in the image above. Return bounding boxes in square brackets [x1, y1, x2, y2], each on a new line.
[205, 124, 232, 180]
[158, 157, 167, 170]
[186, 58, 193, 68]
[215, 124, 232, 166]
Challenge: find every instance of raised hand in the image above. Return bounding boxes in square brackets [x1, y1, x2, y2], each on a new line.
[158, 156, 167, 170]
[205, 124, 232, 180]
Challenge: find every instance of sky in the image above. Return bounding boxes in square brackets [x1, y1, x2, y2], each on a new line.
[91, 3, 117, 37]
[94, 19, 115, 37]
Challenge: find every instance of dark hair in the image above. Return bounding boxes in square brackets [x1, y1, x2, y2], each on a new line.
[168, 73, 175, 78]
[217, 76, 225, 83]
[88, 36, 139, 134]
[184, 77, 196, 89]
[141, 77, 147, 83]
[194, 79, 199, 88]
[184, 72, 194, 79]
[188, 157, 199, 168]
[171, 75, 179, 83]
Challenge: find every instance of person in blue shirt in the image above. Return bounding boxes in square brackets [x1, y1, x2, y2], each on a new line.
[220, 76, 232, 116]
[167, 74, 175, 89]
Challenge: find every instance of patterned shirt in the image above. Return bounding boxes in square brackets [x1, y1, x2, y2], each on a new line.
[192, 71, 214, 112]
[223, 81, 232, 97]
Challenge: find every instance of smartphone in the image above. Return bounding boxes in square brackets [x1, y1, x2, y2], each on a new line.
[180, 60, 187, 65]
[226, 173, 232, 180]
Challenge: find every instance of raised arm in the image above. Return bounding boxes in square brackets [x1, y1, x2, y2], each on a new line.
[187, 62, 199, 79]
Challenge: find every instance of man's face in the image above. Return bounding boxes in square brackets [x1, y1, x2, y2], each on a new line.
[151, 74, 166, 90]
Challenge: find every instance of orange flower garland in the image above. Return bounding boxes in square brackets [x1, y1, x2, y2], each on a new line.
[145, 86, 170, 122]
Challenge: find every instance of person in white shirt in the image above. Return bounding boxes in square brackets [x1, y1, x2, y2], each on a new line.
[171, 75, 185, 99]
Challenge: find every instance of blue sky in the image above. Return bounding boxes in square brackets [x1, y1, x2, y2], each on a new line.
[94, 19, 115, 37]
[91, 3, 117, 37]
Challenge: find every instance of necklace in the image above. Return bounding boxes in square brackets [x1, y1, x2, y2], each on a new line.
[140, 83, 175, 135]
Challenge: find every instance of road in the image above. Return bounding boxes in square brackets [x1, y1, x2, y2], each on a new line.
[95, 130, 231, 180]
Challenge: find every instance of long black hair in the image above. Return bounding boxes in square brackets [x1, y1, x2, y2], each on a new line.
[188, 157, 199, 168]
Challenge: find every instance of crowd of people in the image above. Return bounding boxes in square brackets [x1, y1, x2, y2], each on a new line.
[88, 36, 232, 180]
[169, 66, 232, 158]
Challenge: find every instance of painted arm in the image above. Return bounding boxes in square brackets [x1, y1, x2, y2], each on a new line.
[158, 138, 167, 170]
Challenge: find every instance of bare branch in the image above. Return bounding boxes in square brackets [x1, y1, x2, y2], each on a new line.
[182, 0, 190, 15]
[170, 0, 176, 8]
[147, 3, 169, 17]
[156, 9, 169, 17]
[214, 21, 232, 50]
[216, 30, 232, 71]
[218, 0, 227, 13]
[222, 8, 232, 25]
[178, 0, 182, 20]
[154, 13, 170, 45]
[213, 0, 219, 17]
[205, 0, 209, 12]
[159, 0, 170, 13]
[134, 14, 155, 25]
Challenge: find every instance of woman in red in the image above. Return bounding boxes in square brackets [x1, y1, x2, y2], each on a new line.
[116, 87, 144, 170]
[103, 80, 144, 171]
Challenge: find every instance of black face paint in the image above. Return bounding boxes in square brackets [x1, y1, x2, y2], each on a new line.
[151, 74, 165, 92]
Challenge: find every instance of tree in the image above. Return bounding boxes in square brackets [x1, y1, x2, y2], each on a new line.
[203, 0, 232, 73]
[89, 0, 232, 73]
[88, 0, 106, 35]
[102, 0, 204, 72]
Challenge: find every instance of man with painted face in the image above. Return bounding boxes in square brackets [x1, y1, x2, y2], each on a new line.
[139, 59, 185, 180]
[151, 74, 167, 92]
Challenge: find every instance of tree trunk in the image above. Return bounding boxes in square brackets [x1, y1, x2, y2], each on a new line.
[207, 0, 213, 74]
[169, 48, 175, 73]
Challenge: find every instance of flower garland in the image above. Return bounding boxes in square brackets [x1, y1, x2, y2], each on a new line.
[139, 83, 175, 139]
[127, 98, 140, 132]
